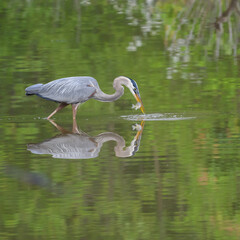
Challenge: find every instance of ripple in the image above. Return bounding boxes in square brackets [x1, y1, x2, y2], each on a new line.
[121, 113, 196, 121]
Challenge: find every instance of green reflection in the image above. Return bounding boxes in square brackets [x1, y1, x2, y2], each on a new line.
[0, 0, 240, 240]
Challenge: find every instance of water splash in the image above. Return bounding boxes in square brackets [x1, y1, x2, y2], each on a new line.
[121, 113, 196, 121]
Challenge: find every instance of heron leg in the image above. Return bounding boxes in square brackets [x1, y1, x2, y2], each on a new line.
[72, 117, 80, 134]
[47, 102, 68, 119]
[72, 103, 80, 120]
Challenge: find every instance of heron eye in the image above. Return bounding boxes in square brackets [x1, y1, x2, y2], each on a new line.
[133, 87, 137, 91]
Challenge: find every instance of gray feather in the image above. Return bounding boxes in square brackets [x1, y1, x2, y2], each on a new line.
[25, 77, 99, 104]
[27, 134, 99, 159]
[25, 84, 43, 95]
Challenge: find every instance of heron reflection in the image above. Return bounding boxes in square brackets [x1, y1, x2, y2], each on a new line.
[27, 120, 144, 159]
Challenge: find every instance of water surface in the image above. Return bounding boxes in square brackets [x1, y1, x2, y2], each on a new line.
[1, 1, 240, 239]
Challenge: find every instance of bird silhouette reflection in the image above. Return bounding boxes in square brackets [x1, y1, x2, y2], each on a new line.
[27, 119, 144, 159]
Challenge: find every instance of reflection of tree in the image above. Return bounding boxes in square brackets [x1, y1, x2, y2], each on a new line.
[165, 0, 240, 62]
[108, 0, 239, 56]
[215, 0, 240, 31]
[110, 0, 162, 51]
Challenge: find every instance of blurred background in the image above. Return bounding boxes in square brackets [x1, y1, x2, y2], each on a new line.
[0, 0, 240, 239]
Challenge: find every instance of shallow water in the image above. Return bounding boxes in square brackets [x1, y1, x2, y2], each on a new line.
[1, 1, 240, 240]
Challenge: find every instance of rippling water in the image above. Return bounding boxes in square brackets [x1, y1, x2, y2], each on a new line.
[121, 113, 196, 121]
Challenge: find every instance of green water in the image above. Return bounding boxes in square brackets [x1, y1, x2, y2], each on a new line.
[1, 1, 240, 239]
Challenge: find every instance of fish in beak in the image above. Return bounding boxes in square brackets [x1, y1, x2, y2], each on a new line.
[134, 93, 145, 114]
[128, 77, 145, 114]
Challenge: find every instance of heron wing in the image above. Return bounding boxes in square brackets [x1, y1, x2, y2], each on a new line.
[27, 134, 99, 159]
[37, 77, 99, 104]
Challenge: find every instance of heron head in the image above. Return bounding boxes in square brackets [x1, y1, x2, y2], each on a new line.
[128, 78, 145, 114]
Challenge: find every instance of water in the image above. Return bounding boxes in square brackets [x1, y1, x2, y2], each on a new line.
[1, 1, 240, 239]
[121, 113, 196, 121]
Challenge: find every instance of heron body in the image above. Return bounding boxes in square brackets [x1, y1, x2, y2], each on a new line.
[25, 76, 145, 119]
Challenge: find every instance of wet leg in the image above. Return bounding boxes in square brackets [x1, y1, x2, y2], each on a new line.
[72, 103, 80, 120]
[47, 102, 68, 119]
[72, 117, 80, 134]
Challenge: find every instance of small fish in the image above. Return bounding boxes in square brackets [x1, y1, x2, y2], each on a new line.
[132, 102, 142, 111]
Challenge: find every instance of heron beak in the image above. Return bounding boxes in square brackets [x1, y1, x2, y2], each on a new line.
[135, 120, 145, 140]
[134, 94, 145, 114]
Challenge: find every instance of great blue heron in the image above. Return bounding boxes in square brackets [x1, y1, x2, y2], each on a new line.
[25, 76, 145, 119]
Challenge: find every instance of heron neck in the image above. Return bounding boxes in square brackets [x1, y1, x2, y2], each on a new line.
[94, 87, 124, 102]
